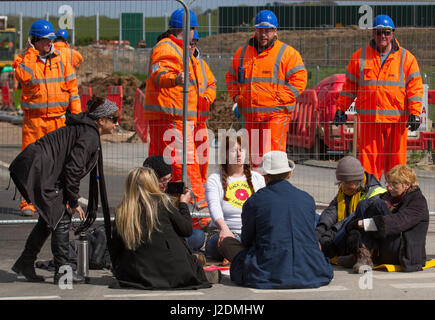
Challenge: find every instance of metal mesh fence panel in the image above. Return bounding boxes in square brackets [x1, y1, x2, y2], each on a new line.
[0, 0, 433, 221]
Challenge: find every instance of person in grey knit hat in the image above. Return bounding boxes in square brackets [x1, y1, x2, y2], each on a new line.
[335, 156, 365, 182]
[314, 155, 386, 268]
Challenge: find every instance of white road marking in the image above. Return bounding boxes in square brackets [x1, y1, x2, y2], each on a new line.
[391, 282, 435, 289]
[249, 285, 348, 293]
[104, 292, 205, 298]
[373, 272, 435, 280]
[0, 295, 61, 300]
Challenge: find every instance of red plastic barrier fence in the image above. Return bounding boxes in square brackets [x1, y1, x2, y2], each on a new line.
[287, 89, 319, 149]
[1, 81, 11, 108]
[107, 85, 123, 123]
[80, 86, 92, 112]
[133, 88, 149, 143]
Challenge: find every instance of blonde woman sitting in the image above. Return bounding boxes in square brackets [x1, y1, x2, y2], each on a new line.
[110, 167, 220, 289]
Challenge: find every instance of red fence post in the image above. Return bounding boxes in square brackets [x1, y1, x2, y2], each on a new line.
[107, 85, 123, 123]
[133, 88, 149, 143]
[79, 86, 92, 112]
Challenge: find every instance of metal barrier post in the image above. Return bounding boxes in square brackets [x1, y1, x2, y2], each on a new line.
[353, 113, 357, 158]
[176, 0, 190, 184]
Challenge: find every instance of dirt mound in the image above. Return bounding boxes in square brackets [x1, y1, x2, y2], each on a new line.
[79, 74, 141, 131]
[207, 93, 242, 137]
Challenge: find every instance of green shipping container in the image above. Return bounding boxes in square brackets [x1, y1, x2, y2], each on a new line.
[121, 13, 143, 47]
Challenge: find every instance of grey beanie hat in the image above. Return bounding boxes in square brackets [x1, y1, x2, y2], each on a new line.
[336, 156, 365, 182]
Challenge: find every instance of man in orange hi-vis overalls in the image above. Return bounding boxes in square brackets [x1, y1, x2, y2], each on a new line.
[144, 8, 208, 212]
[335, 15, 423, 180]
[226, 10, 307, 167]
[190, 30, 217, 185]
[53, 29, 84, 71]
[190, 30, 217, 230]
[13, 20, 81, 216]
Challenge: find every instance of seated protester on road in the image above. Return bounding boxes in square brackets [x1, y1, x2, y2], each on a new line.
[218, 151, 333, 289]
[315, 156, 386, 264]
[110, 167, 221, 290]
[10, 97, 119, 284]
[343, 164, 429, 273]
[143, 155, 206, 258]
[205, 134, 265, 262]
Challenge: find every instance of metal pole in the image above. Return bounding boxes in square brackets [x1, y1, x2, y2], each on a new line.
[96, 12, 100, 41]
[352, 113, 357, 158]
[119, 13, 122, 41]
[208, 12, 211, 36]
[19, 13, 23, 50]
[176, 0, 190, 184]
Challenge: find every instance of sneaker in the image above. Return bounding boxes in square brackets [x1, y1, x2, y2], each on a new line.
[221, 258, 230, 267]
[204, 269, 222, 284]
[19, 201, 35, 217]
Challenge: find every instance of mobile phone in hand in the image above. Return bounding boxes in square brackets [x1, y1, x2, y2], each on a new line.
[166, 181, 185, 195]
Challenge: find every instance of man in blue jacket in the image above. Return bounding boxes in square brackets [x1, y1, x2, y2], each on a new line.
[219, 151, 333, 289]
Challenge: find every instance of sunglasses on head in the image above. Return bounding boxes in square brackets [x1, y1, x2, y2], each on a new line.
[107, 116, 119, 124]
[375, 29, 392, 36]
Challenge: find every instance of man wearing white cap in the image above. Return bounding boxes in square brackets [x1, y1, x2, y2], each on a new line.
[218, 151, 333, 289]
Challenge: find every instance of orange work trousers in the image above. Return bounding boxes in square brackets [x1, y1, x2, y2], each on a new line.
[358, 122, 407, 180]
[244, 114, 290, 167]
[22, 114, 66, 150]
[148, 119, 208, 210]
[194, 122, 210, 185]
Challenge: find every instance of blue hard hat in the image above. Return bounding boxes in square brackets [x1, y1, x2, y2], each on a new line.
[373, 14, 395, 30]
[29, 19, 56, 39]
[56, 29, 69, 40]
[193, 30, 199, 40]
[254, 10, 278, 28]
[169, 8, 199, 28]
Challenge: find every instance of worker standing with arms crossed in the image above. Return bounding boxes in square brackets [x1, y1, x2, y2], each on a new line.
[144, 8, 208, 212]
[13, 20, 81, 216]
[226, 10, 307, 167]
[335, 15, 423, 180]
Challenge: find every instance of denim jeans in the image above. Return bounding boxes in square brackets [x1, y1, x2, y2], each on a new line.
[205, 232, 241, 261]
[185, 229, 205, 252]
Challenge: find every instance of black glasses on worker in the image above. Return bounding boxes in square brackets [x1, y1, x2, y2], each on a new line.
[107, 116, 119, 124]
[375, 29, 392, 37]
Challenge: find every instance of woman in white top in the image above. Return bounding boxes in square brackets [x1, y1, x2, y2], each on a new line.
[205, 135, 265, 261]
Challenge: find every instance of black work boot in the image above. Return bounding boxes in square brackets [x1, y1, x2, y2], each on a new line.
[54, 267, 86, 285]
[12, 256, 45, 282]
[12, 217, 51, 282]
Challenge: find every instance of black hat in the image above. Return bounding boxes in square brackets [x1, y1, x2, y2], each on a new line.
[143, 155, 172, 179]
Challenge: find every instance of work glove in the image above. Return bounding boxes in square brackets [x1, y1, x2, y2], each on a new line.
[406, 114, 420, 132]
[232, 103, 240, 119]
[333, 109, 347, 126]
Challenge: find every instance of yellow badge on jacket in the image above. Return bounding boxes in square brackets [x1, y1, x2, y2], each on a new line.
[225, 181, 252, 209]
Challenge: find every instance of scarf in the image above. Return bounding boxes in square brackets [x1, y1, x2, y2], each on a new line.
[336, 174, 367, 222]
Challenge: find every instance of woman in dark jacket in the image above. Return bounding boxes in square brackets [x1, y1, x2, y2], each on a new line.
[10, 97, 119, 284]
[344, 164, 429, 273]
[110, 167, 217, 290]
[315, 156, 386, 262]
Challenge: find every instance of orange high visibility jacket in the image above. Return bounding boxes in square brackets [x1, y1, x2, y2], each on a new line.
[192, 49, 217, 122]
[13, 47, 81, 117]
[144, 35, 199, 122]
[54, 41, 84, 71]
[226, 37, 307, 122]
[337, 39, 423, 123]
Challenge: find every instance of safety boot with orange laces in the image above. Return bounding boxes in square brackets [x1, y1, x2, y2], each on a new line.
[19, 201, 36, 217]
